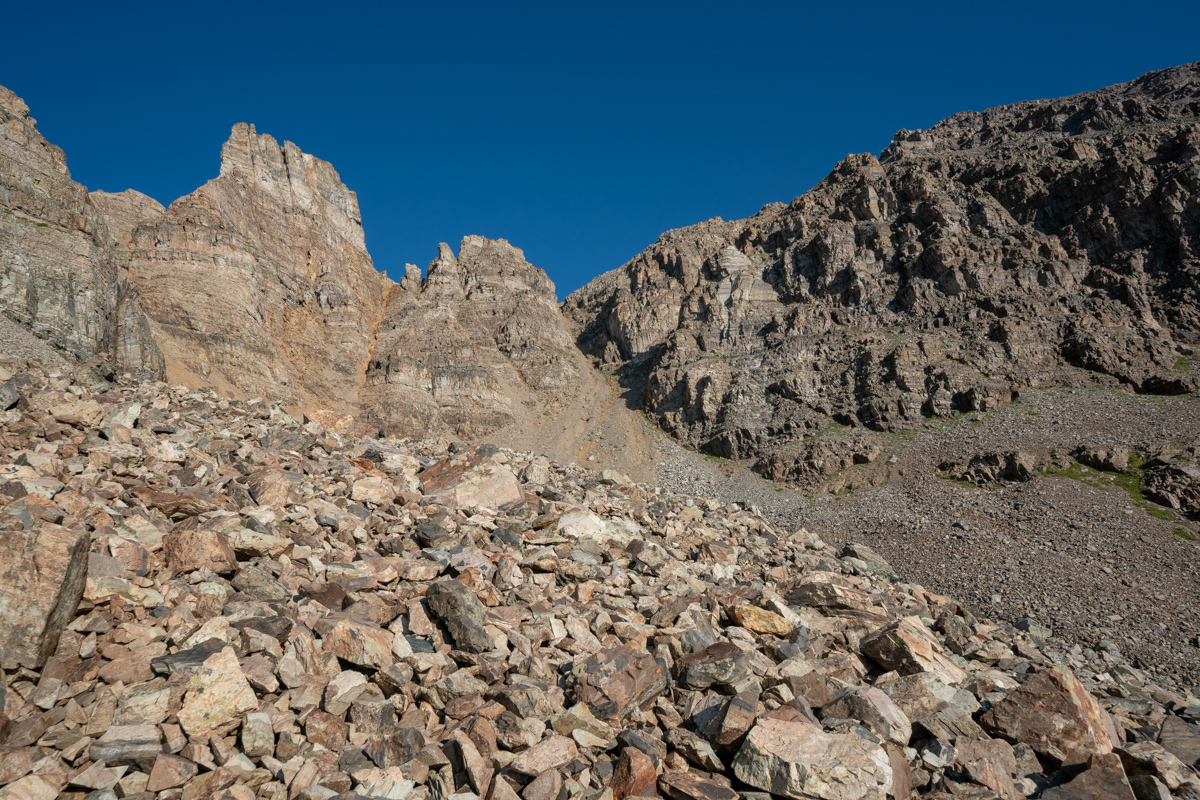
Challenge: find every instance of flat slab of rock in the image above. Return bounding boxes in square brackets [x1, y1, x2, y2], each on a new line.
[176, 646, 258, 736]
[511, 735, 579, 777]
[420, 446, 523, 511]
[659, 771, 739, 800]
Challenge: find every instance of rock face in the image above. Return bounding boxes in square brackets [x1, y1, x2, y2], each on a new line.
[0, 85, 164, 374]
[565, 62, 1200, 460]
[361, 236, 583, 438]
[3, 89, 594, 442]
[116, 123, 391, 412]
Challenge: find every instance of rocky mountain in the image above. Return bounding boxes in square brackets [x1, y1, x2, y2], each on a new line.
[107, 123, 393, 413]
[564, 62, 1200, 464]
[0, 93, 605, 454]
[0, 85, 164, 374]
[361, 237, 583, 439]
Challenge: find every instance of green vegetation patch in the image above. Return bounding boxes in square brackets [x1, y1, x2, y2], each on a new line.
[1043, 453, 1178, 523]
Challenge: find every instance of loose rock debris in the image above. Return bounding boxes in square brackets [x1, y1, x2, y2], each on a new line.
[0, 356, 1198, 800]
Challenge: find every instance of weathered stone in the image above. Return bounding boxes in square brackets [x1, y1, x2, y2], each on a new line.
[146, 753, 199, 792]
[732, 717, 892, 800]
[1157, 715, 1200, 768]
[177, 646, 258, 736]
[659, 771, 739, 800]
[352, 475, 397, 505]
[247, 469, 292, 507]
[321, 617, 394, 669]
[1043, 753, 1136, 800]
[241, 711, 275, 760]
[730, 605, 794, 636]
[419, 446, 523, 510]
[714, 688, 760, 749]
[230, 565, 292, 601]
[425, 580, 493, 654]
[981, 665, 1114, 765]
[613, 746, 658, 800]
[226, 527, 291, 558]
[89, 724, 163, 769]
[860, 616, 967, 686]
[0, 523, 88, 668]
[575, 644, 668, 721]
[674, 642, 752, 691]
[163, 527, 238, 576]
[821, 687, 912, 746]
[325, 669, 369, 716]
[511, 735, 578, 777]
[448, 730, 494, 795]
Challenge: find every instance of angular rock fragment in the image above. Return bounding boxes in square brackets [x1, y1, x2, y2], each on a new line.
[575, 645, 668, 721]
[177, 647, 258, 736]
[425, 579, 494, 653]
[860, 616, 966, 686]
[732, 717, 893, 800]
[981, 665, 1114, 765]
[0, 523, 88, 668]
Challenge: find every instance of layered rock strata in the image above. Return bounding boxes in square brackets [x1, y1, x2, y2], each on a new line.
[0, 85, 163, 374]
[115, 123, 392, 412]
[565, 63, 1200, 458]
[361, 236, 583, 439]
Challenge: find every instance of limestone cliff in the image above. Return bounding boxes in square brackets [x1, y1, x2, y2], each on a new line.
[565, 62, 1200, 460]
[361, 236, 582, 438]
[0, 85, 163, 374]
[116, 123, 392, 412]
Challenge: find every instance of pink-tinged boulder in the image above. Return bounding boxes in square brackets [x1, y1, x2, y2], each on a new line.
[420, 446, 523, 510]
[860, 616, 967, 686]
[981, 665, 1115, 766]
[732, 717, 892, 800]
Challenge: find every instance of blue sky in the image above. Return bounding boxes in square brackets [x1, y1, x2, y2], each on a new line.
[3, 2, 1197, 296]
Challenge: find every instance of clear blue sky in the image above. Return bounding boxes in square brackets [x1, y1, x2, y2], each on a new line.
[3, 2, 1196, 296]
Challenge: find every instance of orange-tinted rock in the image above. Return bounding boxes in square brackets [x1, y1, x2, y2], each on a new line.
[612, 746, 658, 800]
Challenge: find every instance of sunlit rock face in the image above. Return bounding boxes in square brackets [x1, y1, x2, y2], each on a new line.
[362, 235, 582, 439]
[565, 63, 1200, 458]
[117, 123, 391, 411]
[0, 85, 163, 374]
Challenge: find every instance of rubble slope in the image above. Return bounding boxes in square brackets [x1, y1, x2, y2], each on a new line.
[1, 355, 1198, 800]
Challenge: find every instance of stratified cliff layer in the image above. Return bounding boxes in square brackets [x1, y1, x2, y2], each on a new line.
[362, 236, 583, 439]
[0, 86, 163, 374]
[116, 123, 392, 412]
[565, 63, 1200, 458]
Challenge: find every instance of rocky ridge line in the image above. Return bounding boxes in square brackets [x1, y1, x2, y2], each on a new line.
[564, 62, 1200, 462]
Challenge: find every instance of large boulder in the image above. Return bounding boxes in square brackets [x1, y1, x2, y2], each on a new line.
[574, 645, 668, 722]
[424, 579, 493, 653]
[732, 717, 893, 800]
[860, 616, 967, 686]
[0, 523, 89, 668]
[419, 446, 523, 510]
[981, 666, 1115, 765]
